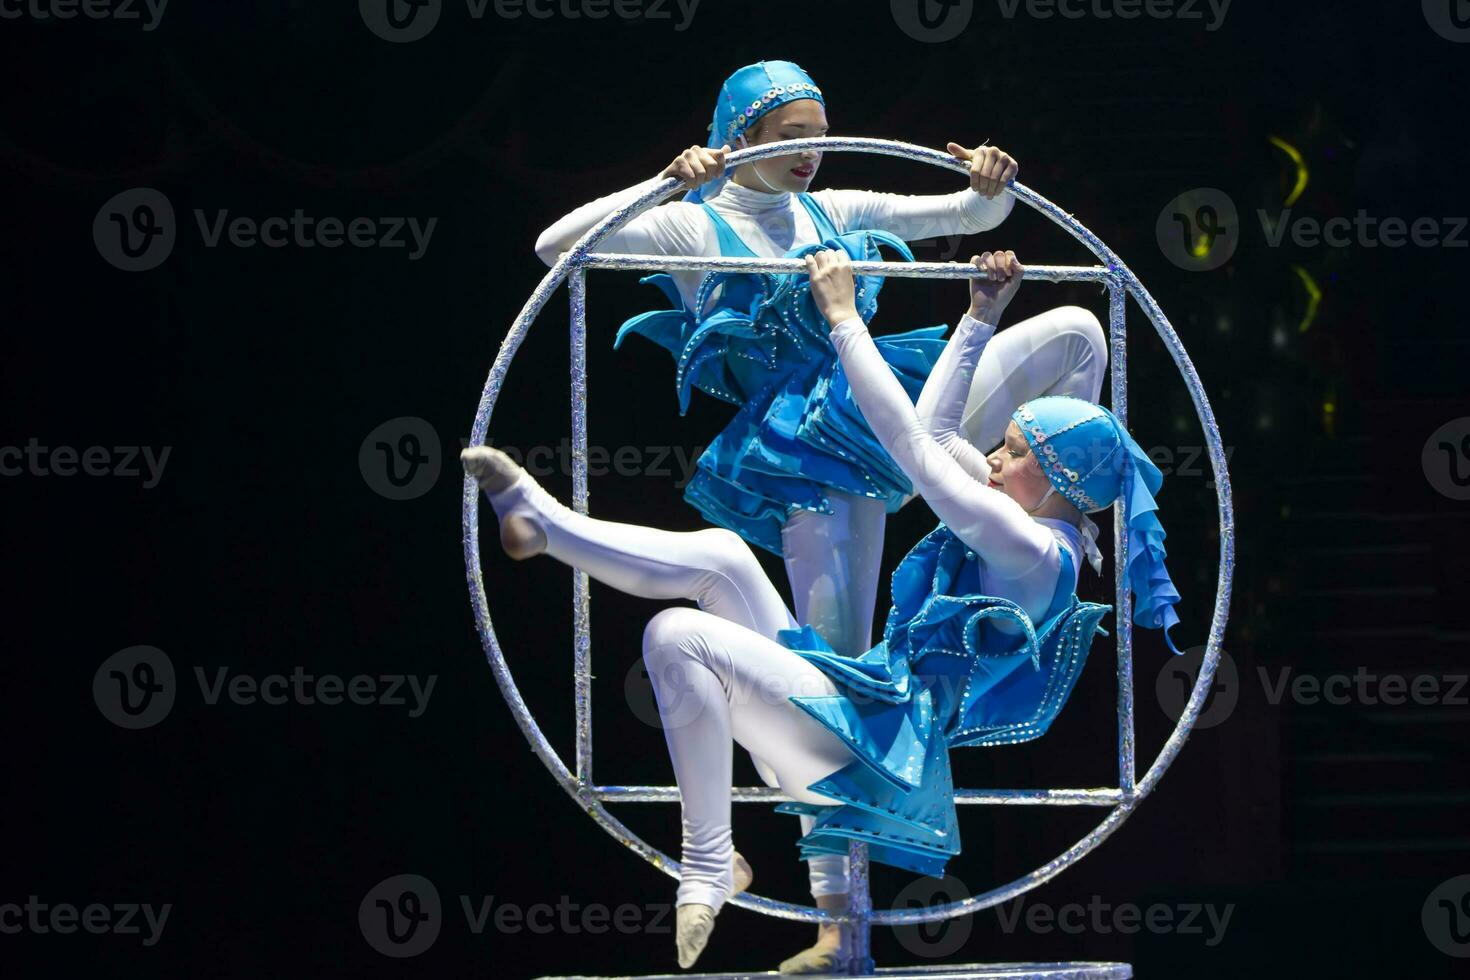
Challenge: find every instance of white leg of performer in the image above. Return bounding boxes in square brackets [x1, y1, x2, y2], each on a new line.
[466, 449, 797, 638]
[780, 490, 885, 659]
[641, 606, 855, 907]
[778, 492, 878, 970]
[954, 304, 1108, 453]
[464, 446, 858, 968]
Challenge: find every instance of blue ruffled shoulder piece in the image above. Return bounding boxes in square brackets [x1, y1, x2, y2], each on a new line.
[615, 224, 918, 414]
[775, 523, 1112, 876]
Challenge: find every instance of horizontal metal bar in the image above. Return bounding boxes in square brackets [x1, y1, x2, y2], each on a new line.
[578, 252, 1114, 283]
[592, 786, 1128, 806]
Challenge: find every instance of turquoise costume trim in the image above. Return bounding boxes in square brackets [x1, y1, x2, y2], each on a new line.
[1014, 395, 1185, 654]
[773, 523, 1112, 876]
[614, 193, 947, 556]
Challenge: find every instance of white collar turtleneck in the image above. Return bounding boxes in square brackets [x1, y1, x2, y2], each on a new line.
[707, 179, 795, 216]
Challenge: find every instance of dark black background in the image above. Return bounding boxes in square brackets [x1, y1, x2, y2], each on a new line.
[2, 1, 1468, 977]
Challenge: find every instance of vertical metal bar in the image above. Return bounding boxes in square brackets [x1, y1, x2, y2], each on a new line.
[843, 842, 874, 975]
[570, 267, 593, 790]
[1109, 280, 1136, 797]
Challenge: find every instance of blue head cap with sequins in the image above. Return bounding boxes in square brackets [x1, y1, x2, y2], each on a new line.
[1012, 395, 1184, 655]
[683, 60, 825, 204]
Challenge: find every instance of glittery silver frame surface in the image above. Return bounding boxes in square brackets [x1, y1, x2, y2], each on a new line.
[463, 138, 1234, 938]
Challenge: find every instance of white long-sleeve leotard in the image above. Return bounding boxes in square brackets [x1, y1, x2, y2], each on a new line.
[830, 312, 1081, 624]
[535, 176, 1014, 312]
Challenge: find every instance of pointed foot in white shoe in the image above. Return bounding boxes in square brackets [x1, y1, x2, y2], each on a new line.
[675, 903, 717, 970]
[460, 446, 521, 494]
[460, 447, 547, 560]
[778, 943, 842, 975]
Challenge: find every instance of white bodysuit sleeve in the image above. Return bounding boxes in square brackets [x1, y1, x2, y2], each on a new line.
[914, 312, 998, 483]
[811, 187, 1014, 242]
[533, 175, 710, 267]
[829, 315, 1057, 580]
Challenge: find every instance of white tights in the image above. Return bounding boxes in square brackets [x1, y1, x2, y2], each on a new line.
[485, 304, 1106, 909]
[484, 472, 851, 909]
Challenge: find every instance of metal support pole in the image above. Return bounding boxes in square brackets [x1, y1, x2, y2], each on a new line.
[1108, 280, 1136, 797]
[844, 841, 875, 975]
[570, 268, 593, 790]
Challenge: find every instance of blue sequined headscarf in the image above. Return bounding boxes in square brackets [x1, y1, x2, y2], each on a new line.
[684, 60, 825, 204]
[1012, 396, 1185, 655]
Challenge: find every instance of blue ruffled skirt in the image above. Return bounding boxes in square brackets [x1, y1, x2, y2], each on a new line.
[615, 229, 944, 556]
[773, 525, 1112, 876]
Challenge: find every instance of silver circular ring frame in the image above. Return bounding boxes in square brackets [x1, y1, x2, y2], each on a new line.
[463, 137, 1234, 926]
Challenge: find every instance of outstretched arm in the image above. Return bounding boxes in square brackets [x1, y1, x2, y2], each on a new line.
[533, 144, 729, 266]
[810, 143, 1019, 240]
[805, 251, 1055, 579]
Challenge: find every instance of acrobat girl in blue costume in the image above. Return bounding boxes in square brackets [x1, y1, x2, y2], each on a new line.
[464, 248, 1183, 972]
[534, 61, 1109, 966]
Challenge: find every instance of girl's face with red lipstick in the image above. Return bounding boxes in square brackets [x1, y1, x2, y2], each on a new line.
[732, 99, 827, 194]
[985, 421, 1054, 510]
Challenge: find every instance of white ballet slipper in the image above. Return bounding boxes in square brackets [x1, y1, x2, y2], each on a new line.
[460, 446, 548, 559]
[675, 903, 717, 969]
[779, 891, 848, 974]
[778, 944, 843, 975]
